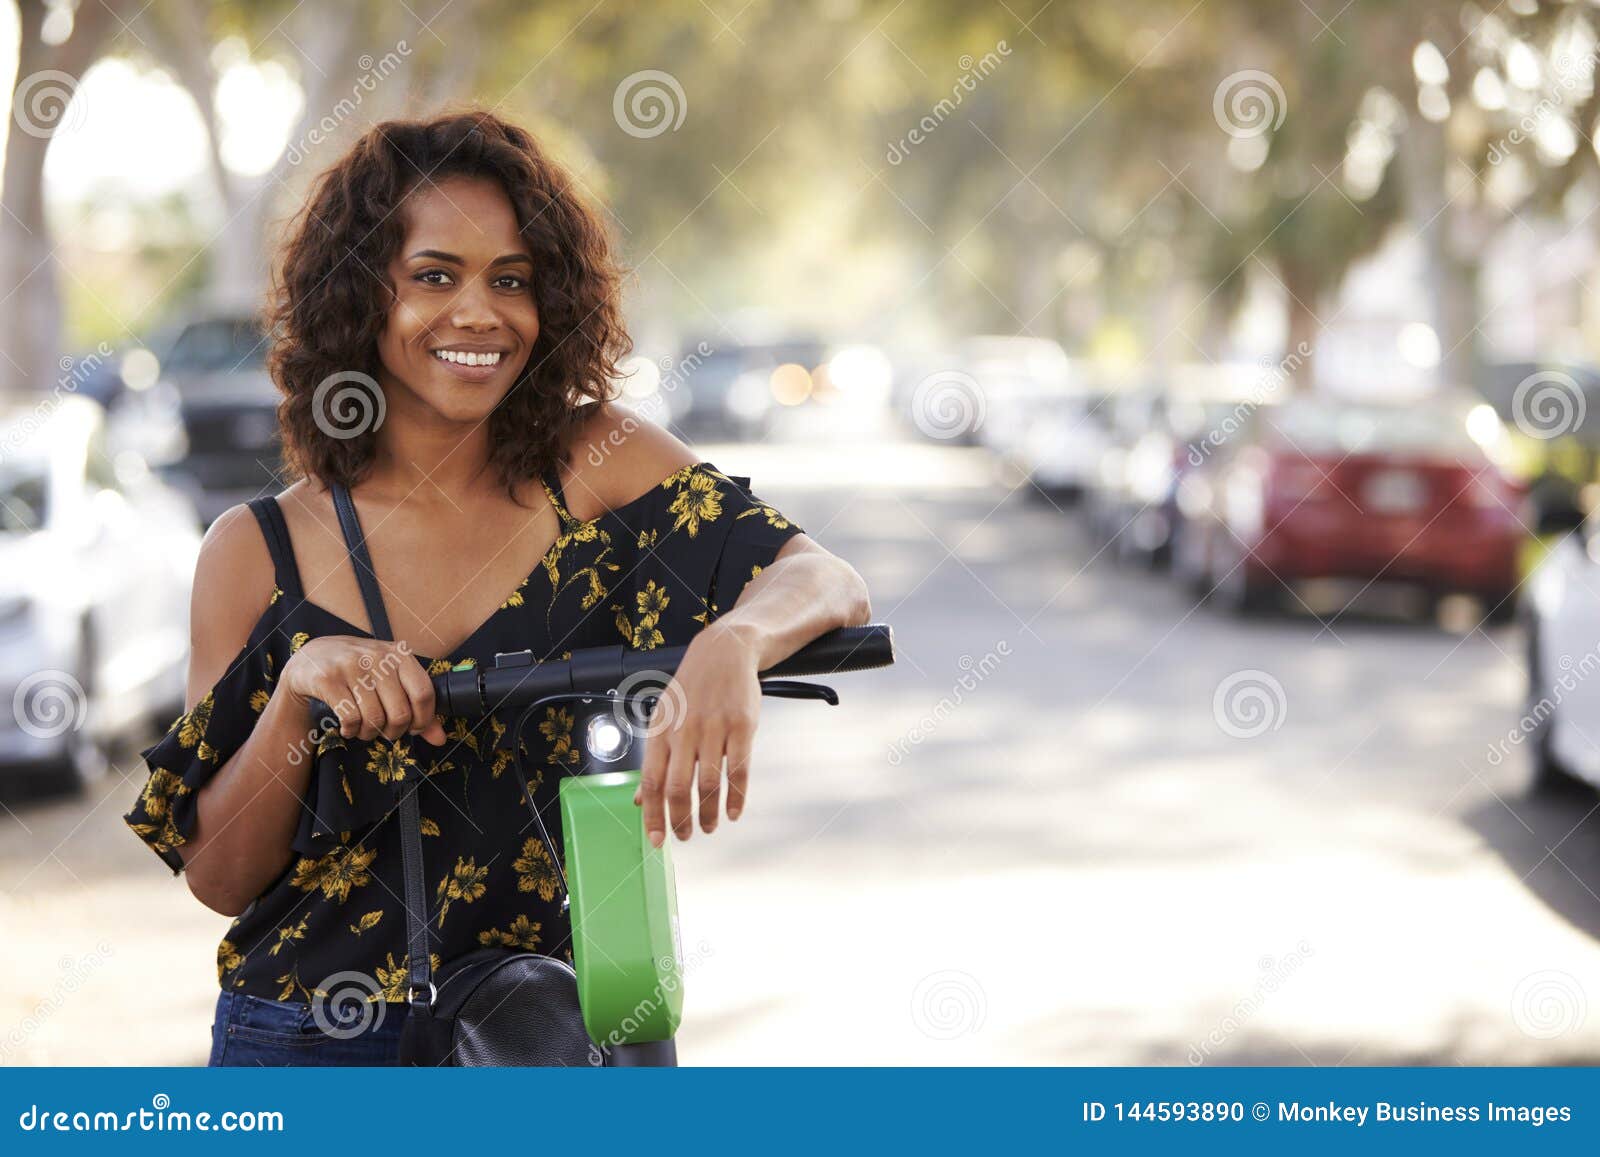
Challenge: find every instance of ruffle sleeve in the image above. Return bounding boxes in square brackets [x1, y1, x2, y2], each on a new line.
[613, 462, 805, 651]
[124, 599, 473, 870]
[122, 602, 286, 875]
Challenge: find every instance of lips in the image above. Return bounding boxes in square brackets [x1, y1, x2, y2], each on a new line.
[430, 346, 509, 383]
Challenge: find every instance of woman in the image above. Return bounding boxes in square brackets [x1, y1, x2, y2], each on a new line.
[122, 109, 871, 1066]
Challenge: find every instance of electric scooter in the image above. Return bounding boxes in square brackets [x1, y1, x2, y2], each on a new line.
[310, 623, 894, 1066]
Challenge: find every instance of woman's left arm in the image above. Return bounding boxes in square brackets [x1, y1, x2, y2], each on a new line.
[634, 534, 872, 845]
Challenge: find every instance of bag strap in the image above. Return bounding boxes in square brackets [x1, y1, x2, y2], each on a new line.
[328, 483, 436, 1008]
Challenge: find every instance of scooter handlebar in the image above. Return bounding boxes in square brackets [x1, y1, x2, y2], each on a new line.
[306, 623, 894, 731]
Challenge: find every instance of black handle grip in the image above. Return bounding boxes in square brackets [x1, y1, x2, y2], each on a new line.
[758, 624, 895, 678]
[306, 623, 895, 731]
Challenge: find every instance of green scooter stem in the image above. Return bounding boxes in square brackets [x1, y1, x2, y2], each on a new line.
[559, 769, 684, 1057]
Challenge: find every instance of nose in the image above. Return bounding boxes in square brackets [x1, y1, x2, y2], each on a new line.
[448, 278, 503, 333]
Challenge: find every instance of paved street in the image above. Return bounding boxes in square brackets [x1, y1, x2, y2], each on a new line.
[4, 431, 1599, 1065]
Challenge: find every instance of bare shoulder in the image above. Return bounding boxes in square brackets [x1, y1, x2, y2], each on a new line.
[193, 502, 275, 609]
[185, 502, 278, 703]
[559, 401, 700, 521]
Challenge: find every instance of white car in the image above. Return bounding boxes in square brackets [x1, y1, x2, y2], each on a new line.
[1524, 505, 1600, 792]
[0, 397, 200, 791]
[1013, 390, 1113, 501]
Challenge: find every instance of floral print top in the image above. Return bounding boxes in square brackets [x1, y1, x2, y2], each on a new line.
[122, 461, 803, 1004]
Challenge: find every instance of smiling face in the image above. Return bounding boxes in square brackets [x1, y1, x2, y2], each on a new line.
[375, 175, 540, 424]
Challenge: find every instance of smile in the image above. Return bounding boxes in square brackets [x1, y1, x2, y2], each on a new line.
[433, 349, 504, 367]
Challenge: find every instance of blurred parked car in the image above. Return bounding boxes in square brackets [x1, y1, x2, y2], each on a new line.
[1174, 394, 1527, 618]
[156, 310, 283, 524]
[0, 397, 200, 791]
[1085, 363, 1265, 566]
[1011, 389, 1114, 502]
[959, 335, 1073, 456]
[671, 335, 829, 441]
[1523, 495, 1600, 793]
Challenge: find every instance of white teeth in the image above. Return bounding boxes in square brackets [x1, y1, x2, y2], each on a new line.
[434, 349, 501, 367]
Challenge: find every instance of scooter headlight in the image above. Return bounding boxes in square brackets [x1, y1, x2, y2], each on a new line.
[586, 714, 631, 763]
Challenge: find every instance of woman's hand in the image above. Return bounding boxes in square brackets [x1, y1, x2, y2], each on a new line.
[281, 635, 447, 745]
[635, 621, 763, 846]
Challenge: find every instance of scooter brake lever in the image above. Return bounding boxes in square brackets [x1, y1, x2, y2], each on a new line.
[758, 679, 839, 705]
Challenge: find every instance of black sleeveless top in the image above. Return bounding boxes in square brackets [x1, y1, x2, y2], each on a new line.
[123, 461, 802, 1004]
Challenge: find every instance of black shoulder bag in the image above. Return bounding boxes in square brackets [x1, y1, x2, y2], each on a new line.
[329, 483, 601, 1067]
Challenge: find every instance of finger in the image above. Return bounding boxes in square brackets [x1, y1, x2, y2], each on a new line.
[348, 678, 386, 741]
[696, 739, 724, 834]
[638, 733, 669, 848]
[372, 672, 413, 741]
[725, 721, 753, 821]
[326, 684, 361, 740]
[395, 655, 439, 741]
[665, 729, 699, 842]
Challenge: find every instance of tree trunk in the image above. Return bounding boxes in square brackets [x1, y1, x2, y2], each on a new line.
[1280, 258, 1320, 391]
[1397, 108, 1480, 390]
[0, 0, 126, 399]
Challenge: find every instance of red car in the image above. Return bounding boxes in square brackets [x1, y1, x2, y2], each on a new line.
[1173, 395, 1528, 619]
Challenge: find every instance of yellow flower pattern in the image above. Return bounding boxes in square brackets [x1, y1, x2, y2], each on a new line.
[435, 855, 489, 927]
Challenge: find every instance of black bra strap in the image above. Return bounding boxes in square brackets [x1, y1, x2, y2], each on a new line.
[247, 497, 304, 601]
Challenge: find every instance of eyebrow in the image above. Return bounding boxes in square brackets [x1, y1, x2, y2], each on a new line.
[408, 248, 533, 267]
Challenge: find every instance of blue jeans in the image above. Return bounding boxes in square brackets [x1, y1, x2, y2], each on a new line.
[207, 990, 406, 1067]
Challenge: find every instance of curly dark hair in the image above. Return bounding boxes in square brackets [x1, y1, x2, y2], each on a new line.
[265, 107, 631, 495]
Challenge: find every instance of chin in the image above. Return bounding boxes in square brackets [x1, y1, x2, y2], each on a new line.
[431, 393, 506, 424]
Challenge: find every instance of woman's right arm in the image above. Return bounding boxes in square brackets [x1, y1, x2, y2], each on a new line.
[175, 505, 443, 917]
